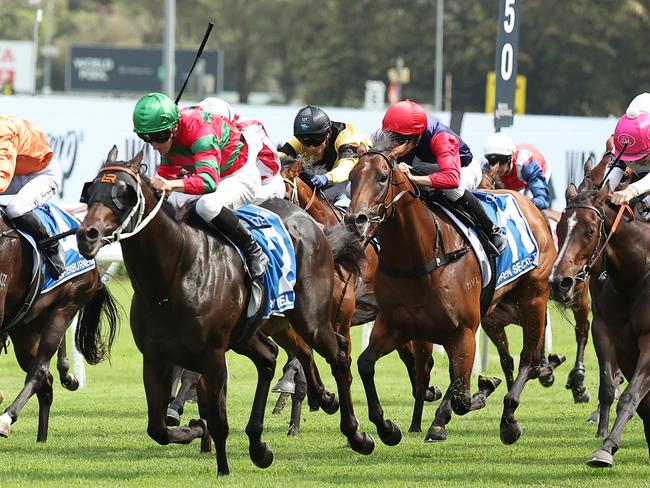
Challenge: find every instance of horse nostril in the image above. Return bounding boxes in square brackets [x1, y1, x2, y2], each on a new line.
[84, 227, 100, 242]
[354, 214, 369, 228]
[559, 277, 574, 292]
[343, 214, 357, 227]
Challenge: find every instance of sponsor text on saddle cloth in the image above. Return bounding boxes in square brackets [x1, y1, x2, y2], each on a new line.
[437, 192, 539, 289]
[235, 204, 296, 319]
[14, 203, 96, 293]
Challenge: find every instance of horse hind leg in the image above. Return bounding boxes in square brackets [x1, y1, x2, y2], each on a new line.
[288, 358, 308, 436]
[56, 339, 79, 391]
[166, 369, 201, 427]
[36, 371, 54, 442]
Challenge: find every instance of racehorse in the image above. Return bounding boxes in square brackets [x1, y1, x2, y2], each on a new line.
[75, 147, 374, 476]
[0, 210, 118, 442]
[344, 131, 556, 445]
[281, 158, 444, 422]
[480, 163, 588, 402]
[549, 172, 650, 467]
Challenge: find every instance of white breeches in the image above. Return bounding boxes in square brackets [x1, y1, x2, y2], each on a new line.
[3, 159, 62, 219]
[442, 157, 483, 202]
[255, 172, 285, 202]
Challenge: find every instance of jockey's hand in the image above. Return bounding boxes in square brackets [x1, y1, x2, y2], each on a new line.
[310, 174, 329, 187]
[398, 162, 413, 178]
[611, 186, 638, 205]
[151, 175, 175, 196]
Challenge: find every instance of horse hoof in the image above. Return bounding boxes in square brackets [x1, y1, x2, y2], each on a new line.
[424, 385, 443, 402]
[425, 425, 447, 442]
[587, 449, 614, 468]
[538, 373, 555, 388]
[166, 408, 181, 427]
[586, 411, 599, 424]
[0, 414, 11, 438]
[478, 375, 502, 395]
[500, 421, 522, 445]
[321, 393, 339, 415]
[188, 418, 207, 436]
[61, 375, 80, 391]
[408, 424, 422, 433]
[250, 443, 274, 469]
[379, 420, 402, 446]
[572, 387, 590, 404]
[287, 422, 300, 436]
[349, 432, 375, 455]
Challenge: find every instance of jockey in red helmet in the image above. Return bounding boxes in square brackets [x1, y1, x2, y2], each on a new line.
[384, 100, 506, 255]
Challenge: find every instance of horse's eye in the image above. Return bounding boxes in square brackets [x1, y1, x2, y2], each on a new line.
[585, 229, 595, 238]
[378, 172, 388, 183]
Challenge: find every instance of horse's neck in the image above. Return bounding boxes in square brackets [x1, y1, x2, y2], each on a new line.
[298, 183, 340, 226]
[606, 217, 650, 286]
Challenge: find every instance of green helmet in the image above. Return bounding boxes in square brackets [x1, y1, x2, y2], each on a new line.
[133, 93, 180, 134]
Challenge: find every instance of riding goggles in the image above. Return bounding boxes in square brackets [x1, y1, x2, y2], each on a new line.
[137, 129, 172, 144]
[297, 133, 328, 147]
[486, 154, 511, 166]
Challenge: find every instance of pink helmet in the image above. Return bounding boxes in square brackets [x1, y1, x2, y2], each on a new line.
[613, 112, 650, 161]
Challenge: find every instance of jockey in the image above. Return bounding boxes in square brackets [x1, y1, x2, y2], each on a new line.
[197, 97, 285, 201]
[132, 93, 268, 280]
[387, 100, 507, 255]
[278, 105, 371, 207]
[483, 132, 551, 210]
[607, 94, 650, 205]
[0, 115, 65, 278]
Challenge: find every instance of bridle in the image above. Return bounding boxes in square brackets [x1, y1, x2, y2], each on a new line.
[87, 165, 165, 244]
[564, 200, 634, 282]
[283, 176, 318, 211]
[357, 150, 420, 225]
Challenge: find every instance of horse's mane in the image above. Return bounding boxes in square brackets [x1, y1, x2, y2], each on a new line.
[370, 130, 403, 153]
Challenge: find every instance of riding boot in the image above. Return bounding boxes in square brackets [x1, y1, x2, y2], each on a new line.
[209, 207, 269, 280]
[456, 190, 507, 256]
[11, 211, 65, 279]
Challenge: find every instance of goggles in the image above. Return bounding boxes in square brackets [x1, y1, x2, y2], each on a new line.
[297, 132, 328, 147]
[486, 154, 511, 166]
[137, 129, 172, 144]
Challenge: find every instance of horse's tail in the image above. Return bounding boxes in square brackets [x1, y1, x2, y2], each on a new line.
[75, 282, 120, 365]
[324, 224, 364, 277]
[351, 291, 378, 325]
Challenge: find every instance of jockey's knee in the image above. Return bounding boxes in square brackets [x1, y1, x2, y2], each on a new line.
[442, 188, 463, 202]
[196, 196, 224, 222]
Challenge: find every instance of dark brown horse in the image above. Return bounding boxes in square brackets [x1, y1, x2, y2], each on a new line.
[480, 163, 587, 402]
[76, 147, 374, 476]
[344, 132, 556, 445]
[0, 209, 118, 442]
[549, 176, 650, 467]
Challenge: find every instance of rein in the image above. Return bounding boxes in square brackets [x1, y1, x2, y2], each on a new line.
[566, 201, 635, 282]
[97, 165, 165, 244]
[283, 175, 343, 223]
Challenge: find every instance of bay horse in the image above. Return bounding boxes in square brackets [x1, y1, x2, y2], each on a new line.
[0, 210, 118, 442]
[480, 163, 588, 402]
[75, 147, 374, 476]
[549, 177, 650, 468]
[344, 131, 556, 445]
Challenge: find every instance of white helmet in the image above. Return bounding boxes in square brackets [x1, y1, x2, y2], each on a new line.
[198, 97, 234, 120]
[483, 132, 515, 157]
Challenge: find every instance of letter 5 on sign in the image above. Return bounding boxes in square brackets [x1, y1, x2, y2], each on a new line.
[485, 71, 527, 115]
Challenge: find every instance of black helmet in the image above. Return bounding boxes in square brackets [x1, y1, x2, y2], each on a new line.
[293, 105, 331, 137]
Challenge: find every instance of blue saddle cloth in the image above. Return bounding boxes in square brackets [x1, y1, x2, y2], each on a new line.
[16, 203, 96, 294]
[235, 204, 297, 318]
[474, 192, 539, 289]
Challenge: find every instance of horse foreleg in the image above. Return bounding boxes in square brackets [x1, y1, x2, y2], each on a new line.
[288, 359, 307, 436]
[35, 371, 54, 442]
[588, 333, 650, 468]
[500, 293, 546, 445]
[166, 369, 201, 426]
[408, 339, 434, 433]
[358, 314, 404, 448]
[591, 312, 618, 437]
[232, 331, 277, 471]
[567, 286, 591, 403]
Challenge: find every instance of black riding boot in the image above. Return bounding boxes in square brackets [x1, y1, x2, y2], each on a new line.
[210, 207, 269, 280]
[11, 211, 66, 279]
[456, 190, 507, 256]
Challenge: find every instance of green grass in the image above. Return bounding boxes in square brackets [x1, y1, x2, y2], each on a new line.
[0, 276, 648, 487]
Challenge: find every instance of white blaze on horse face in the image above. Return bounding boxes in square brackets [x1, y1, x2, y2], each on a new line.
[550, 212, 577, 280]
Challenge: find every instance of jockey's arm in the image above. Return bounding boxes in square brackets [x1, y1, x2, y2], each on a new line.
[325, 144, 358, 184]
[521, 161, 550, 209]
[628, 172, 650, 197]
[426, 132, 461, 189]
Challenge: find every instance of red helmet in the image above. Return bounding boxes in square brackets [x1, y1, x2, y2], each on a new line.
[382, 100, 428, 135]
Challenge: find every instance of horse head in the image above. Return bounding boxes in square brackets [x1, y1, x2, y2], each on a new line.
[76, 146, 149, 258]
[550, 181, 623, 303]
[280, 156, 305, 203]
[479, 162, 500, 190]
[345, 132, 414, 239]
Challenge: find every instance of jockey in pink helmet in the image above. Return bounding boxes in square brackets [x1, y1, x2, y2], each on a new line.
[606, 96, 650, 204]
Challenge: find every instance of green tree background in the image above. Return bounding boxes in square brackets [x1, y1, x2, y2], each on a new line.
[0, 0, 648, 115]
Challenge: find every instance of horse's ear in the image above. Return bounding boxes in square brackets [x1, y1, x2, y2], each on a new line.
[356, 143, 369, 157]
[597, 184, 610, 203]
[129, 146, 145, 172]
[105, 145, 118, 165]
[606, 134, 614, 153]
[287, 157, 303, 178]
[583, 157, 594, 176]
[565, 183, 578, 203]
[388, 142, 409, 161]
